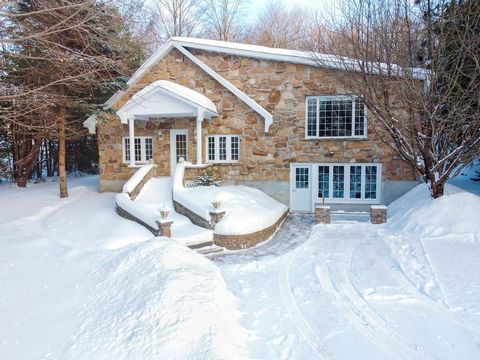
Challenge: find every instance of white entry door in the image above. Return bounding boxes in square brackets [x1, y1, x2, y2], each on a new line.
[170, 129, 188, 175]
[290, 165, 312, 212]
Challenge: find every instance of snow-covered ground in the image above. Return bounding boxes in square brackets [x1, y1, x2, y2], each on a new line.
[213, 173, 480, 359]
[1, 169, 479, 359]
[0, 176, 247, 359]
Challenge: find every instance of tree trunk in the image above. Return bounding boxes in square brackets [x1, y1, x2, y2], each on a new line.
[58, 107, 68, 198]
[431, 181, 445, 199]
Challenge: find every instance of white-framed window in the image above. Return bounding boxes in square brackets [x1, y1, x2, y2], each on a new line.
[316, 163, 381, 203]
[305, 95, 367, 138]
[206, 135, 240, 163]
[123, 136, 153, 163]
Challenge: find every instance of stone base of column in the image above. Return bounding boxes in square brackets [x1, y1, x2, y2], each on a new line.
[156, 219, 173, 237]
[210, 209, 226, 228]
[315, 205, 331, 224]
[370, 205, 387, 224]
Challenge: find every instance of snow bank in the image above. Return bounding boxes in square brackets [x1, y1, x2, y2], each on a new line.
[65, 238, 248, 359]
[388, 182, 480, 237]
[173, 163, 287, 235]
[122, 163, 155, 194]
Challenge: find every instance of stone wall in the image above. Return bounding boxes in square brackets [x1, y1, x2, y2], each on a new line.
[98, 47, 416, 194]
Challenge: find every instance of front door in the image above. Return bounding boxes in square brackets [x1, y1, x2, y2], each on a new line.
[170, 129, 188, 175]
[290, 165, 312, 212]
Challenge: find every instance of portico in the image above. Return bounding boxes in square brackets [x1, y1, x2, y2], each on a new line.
[116, 80, 218, 169]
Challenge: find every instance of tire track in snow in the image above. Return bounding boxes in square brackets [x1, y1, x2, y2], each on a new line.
[387, 259, 480, 339]
[342, 247, 444, 360]
[315, 238, 443, 360]
[279, 244, 336, 360]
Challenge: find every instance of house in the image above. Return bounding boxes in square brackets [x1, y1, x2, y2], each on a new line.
[87, 37, 421, 212]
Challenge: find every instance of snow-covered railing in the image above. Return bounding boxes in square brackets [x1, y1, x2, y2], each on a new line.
[122, 161, 156, 200]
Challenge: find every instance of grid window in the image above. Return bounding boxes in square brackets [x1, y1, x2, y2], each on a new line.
[231, 136, 239, 161]
[206, 135, 240, 163]
[175, 134, 187, 162]
[365, 166, 377, 199]
[314, 163, 380, 202]
[350, 166, 362, 199]
[123, 137, 153, 164]
[208, 136, 215, 161]
[306, 96, 366, 138]
[295, 167, 309, 189]
[219, 136, 227, 161]
[134, 138, 142, 162]
[332, 166, 345, 198]
[145, 138, 153, 161]
[125, 138, 130, 162]
[307, 98, 317, 137]
[318, 166, 329, 198]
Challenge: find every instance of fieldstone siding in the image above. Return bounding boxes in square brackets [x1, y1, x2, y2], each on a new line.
[98, 47, 416, 192]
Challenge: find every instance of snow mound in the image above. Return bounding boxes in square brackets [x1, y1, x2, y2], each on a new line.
[173, 162, 288, 236]
[388, 182, 480, 237]
[65, 238, 248, 359]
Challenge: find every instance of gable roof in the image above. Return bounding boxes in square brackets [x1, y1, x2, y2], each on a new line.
[127, 37, 429, 88]
[116, 80, 218, 124]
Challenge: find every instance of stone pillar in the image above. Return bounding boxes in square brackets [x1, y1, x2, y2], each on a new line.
[370, 205, 387, 224]
[315, 205, 331, 224]
[156, 219, 173, 237]
[196, 109, 204, 165]
[210, 209, 226, 228]
[128, 118, 135, 167]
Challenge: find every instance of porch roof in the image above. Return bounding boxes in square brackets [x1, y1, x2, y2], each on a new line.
[116, 80, 218, 124]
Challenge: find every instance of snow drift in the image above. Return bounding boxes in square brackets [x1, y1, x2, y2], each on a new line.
[65, 238, 248, 359]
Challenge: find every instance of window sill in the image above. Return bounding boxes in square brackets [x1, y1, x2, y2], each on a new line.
[304, 136, 367, 140]
[314, 198, 380, 205]
[206, 161, 241, 166]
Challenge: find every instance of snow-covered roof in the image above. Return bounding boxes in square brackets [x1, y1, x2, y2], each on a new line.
[116, 80, 218, 123]
[127, 37, 429, 87]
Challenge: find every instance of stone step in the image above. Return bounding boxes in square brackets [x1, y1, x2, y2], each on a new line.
[187, 240, 214, 249]
[196, 244, 225, 255]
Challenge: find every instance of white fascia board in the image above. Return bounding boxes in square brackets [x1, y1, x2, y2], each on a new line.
[174, 44, 273, 132]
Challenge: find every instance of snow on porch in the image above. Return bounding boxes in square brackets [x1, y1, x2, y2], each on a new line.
[133, 177, 213, 247]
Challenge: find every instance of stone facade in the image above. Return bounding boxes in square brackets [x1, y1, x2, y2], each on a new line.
[98, 47, 416, 198]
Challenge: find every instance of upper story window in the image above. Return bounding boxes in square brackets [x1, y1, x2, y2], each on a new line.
[123, 136, 153, 163]
[306, 95, 367, 138]
[207, 135, 240, 163]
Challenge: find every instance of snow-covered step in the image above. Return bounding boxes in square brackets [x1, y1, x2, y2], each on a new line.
[196, 244, 225, 255]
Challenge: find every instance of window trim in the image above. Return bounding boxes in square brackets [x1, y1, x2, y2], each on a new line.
[304, 95, 368, 140]
[205, 135, 240, 164]
[122, 136, 153, 164]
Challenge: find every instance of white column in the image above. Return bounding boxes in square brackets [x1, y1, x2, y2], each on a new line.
[196, 109, 205, 165]
[128, 117, 136, 167]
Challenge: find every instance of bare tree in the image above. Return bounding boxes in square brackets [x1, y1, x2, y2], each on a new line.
[201, 0, 245, 41]
[152, 0, 201, 42]
[250, 2, 305, 49]
[313, 0, 480, 198]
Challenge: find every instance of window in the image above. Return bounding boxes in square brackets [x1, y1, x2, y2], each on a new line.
[295, 167, 309, 189]
[306, 95, 366, 138]
[206, 135, 240, 163]
[123, 137, 153, 164]
[315, 163, 381, 202]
